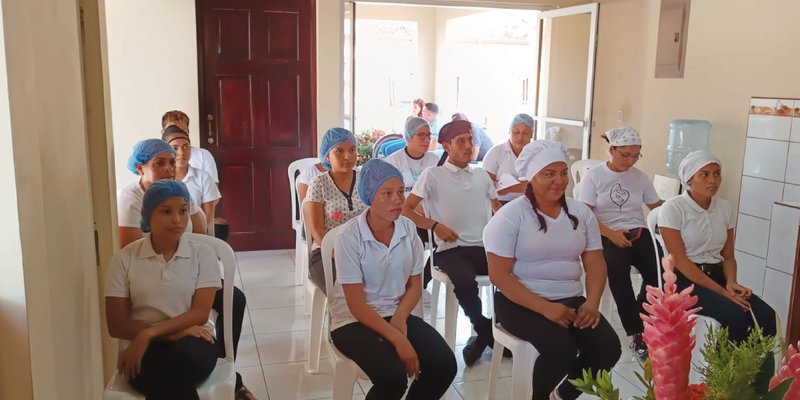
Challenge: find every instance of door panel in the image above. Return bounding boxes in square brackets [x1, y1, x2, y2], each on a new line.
[198, 0, 315, 250]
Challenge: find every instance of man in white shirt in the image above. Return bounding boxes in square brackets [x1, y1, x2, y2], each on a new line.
[401, 120, 502, 366]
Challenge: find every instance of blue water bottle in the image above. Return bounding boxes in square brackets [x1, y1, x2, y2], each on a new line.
[666, 119, 711, 177]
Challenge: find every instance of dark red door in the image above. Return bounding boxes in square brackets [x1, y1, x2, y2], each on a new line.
[197, 0, 316, 250]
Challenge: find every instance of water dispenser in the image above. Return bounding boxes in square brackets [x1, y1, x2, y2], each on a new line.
[665, 119, 711, 177]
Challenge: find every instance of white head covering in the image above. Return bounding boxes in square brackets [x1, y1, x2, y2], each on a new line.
[603, 127, 642, 147]
[515, 140, 570, 180]
[678, 150, 721, 188]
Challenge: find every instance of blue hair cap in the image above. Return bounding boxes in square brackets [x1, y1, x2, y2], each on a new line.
[404, 117, 429, 140]
[510, 113, 535, 132]
[127, 139, 175, 175]
[319, 128, 356, 170]
[357, 159, 403, 206]
[140, 180, 191, 232]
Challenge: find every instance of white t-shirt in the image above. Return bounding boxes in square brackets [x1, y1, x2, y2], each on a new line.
[189, 147, 219, 183]
[117, 180, 201, 232]
[297, 164, 324, 187]
[328, 213, 425, 330]
[481, 141, 524, 202]
[182, 166, 221, 206]
[483, 196, 603, 300]
[304, 171, 367, 246]
[658, 192, 735, 265]
[411, 161, 498, 252]
[575, 163, 660, 230]
[105, 234, 222, 334]
[382, 148, 439, 193]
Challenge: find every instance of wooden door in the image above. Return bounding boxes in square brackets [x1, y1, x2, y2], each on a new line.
[197, 0, 316, 251]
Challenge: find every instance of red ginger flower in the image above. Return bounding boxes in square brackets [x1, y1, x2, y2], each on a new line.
[641, 254, 702, 400]
[770, 341, 800, 399]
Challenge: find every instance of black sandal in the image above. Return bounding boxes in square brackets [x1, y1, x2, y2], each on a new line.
[236, 386, 256, 400]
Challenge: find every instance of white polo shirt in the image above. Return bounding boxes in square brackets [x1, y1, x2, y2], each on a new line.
[411, 161, 498, 252]
[117, 180, 201, 232]
[105, 234, 222, 334]
[182, 166, 221, 206]
[575, 163, 660, 230]
[328, 213, 425, 330]
[658, 192, 735, 265]
[382, 148, 439, 193]
[481, 140, 524, 202]
[484, 196, 602, 300]
[189, 147, 219, 183]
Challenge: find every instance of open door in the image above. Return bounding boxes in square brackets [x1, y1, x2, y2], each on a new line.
[535, 3, 599, 161]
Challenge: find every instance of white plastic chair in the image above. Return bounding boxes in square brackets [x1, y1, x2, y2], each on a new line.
[646, 206, 665, 289]
[488, 314, 539, 400]
[426, 228, 492, 349]
[570, 159, 603, 186]
[653, 174, 681, 200]
[303, 215, 327, 374]
[104, 234, 237, 399]
[288, 157, 319, 285]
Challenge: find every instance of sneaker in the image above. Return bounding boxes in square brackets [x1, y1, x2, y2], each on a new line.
[462, 334, 491, 366]
[630, 333, 648, 361]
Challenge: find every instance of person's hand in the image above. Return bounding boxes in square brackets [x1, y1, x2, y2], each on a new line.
[605, 229, 632, 248]
[724, 290, 751, 311]
[389, 315, 408, 337]
[726, 282, 753, 301]
[393, 337, 420, 380]
[166, 325, 215, 344]
[118, 329, 153, 380]
[542, 302, 578, 328]
[433, 223, 459, 243]
[574, 302, 602, 329]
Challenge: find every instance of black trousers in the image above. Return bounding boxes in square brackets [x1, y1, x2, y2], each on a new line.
[308, 248, 332, 296]
[416, 228, 433, 287]
[494, 292, 621, 400]
[602, 228, 660, 336]
[212, 283, 247, 390]
[434, 246, 492, 335]
[331, 315, 457, 400]
[129, 337, 218, 400]
[674, 266, 776, 342]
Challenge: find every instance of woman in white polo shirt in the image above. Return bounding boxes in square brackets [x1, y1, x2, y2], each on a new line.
[484, 140, 621, 400]
[105, 180, 221, 399]
[482, 113, 535, 204]
[329, 159, 456, 399]
[658, 150, 776, 342]
[574, 127, 662, 359]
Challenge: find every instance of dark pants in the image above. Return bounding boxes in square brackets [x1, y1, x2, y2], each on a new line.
[434, 246, 491, 335]
[213, 283, 247, 390]
[309, 248, 332, 296]
[602, 228, 660, 336]
[331, 315, 457, 400]
[495, 292, 621, 400]
[416, 228, 433, 287]
[675, 266, 776, 342]
[129, 337, 218, 400]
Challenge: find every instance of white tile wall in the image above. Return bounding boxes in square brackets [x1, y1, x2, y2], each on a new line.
[791, 117, 800, 142]
[763, 268, 793, 329]
[747, 114, 792, 141]
[786, 142, 800, 185]
[742, 138, 789, 182]
[785, 184, 800, 203]
[735, 250, 766, 297]
[766, 204, 800, 274]
[739, 176, 785, 219]
[735, 213, 772, 258]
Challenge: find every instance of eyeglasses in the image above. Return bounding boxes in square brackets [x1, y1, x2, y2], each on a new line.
[617, 151, 642, 160]
[414, 132, 432, 140]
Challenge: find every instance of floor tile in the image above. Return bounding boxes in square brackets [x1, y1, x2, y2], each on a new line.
[250, 306, 310, 334]
[245, 285, 306, 310]
[262, 360, 361, 400]
[255, 330, 329, 365]
[237, 365, 270, 400]
[237, 335, 261, 367]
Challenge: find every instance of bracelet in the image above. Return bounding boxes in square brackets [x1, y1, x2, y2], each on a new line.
[431, 221, 439, 231]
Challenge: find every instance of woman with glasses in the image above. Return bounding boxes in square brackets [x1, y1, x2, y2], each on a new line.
[574, 127, 662, 360]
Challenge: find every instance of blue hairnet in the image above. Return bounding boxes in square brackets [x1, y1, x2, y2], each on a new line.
[404, 117, 429, 140]
[509, 113, 535, 132]
[127, 139, 176, 175]
[357, 159, 403, 206]
[140, 180, 191, 232]
[319, 128, 356, 170]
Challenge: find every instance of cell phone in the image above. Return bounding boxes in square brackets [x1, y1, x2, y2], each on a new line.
[625, 227, 643, 241]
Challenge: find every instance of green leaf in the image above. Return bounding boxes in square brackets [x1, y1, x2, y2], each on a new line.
[763, 377, 793, 400]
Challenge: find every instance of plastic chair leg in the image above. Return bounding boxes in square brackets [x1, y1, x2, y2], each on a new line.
[307, 286, 326, 374]
[444, 282, 459, 349]
[429, 280, 441, 325]
[488, 340, 505, 400]
[332, 360, 358, 400]
[510, 349, 535, 400]
[304, 280, 314, 315]
[295, 233, 305, 285]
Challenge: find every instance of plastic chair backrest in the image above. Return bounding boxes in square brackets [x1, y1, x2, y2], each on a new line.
[378, 139, 406, 158]
[653, 174, 681, 200]
[570, 159, 603, 186]
[288, 158, 319, 227]
[646, 207, 664, 289]
[372, 133, 405, 159]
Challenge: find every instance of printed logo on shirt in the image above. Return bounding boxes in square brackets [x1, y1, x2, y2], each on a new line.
[410, 168, 421, 182]
[609, 183, 630, 211]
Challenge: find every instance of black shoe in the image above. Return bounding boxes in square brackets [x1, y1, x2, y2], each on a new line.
[462, 335, 491, 367]
[630, 333, 648, 361]
[488, 340, 513, 358]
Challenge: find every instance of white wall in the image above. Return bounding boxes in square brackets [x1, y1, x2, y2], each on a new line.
[105, 0, 201, 192]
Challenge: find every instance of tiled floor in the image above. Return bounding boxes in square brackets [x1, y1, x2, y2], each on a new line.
[233, 249, 647, 400]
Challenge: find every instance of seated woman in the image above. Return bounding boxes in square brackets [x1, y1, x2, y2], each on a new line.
[482, 113, 535, 205]
[296, 161, 327, 203]
[658, 150, 776, 343]
[574, 127, 662, 359]
[303, 128, 367, 295]
[484, 140, 621, 400]
[329, 159, 456, 399]
[105, 180, 221, 399]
